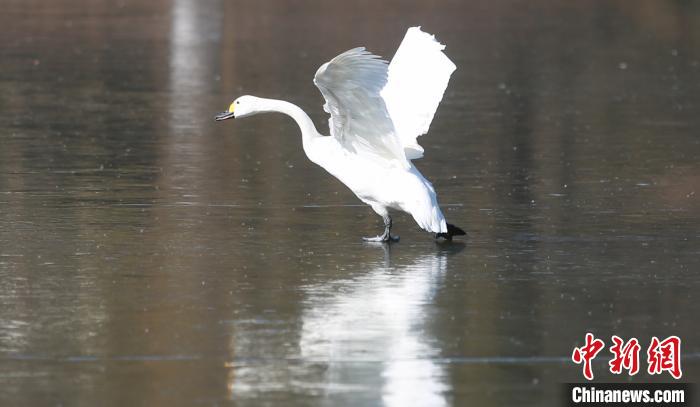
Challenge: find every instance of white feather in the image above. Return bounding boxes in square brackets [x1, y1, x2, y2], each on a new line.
[381, 27, 456, 160]
[313, 48, 409, 169]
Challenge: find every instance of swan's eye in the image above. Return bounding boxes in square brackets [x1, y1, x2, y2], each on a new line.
[236, 101, 240, 104]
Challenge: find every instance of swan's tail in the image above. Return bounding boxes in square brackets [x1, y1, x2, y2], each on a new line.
[436, 223, 466, 241]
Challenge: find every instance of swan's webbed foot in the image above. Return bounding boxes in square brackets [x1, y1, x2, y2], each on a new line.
[363, 234, 400, 243]
[362, 215, 399, 243]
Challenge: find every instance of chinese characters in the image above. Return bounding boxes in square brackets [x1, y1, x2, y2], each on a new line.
[572, 334, 682, 380]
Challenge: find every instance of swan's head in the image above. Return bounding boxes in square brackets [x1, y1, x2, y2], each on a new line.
[215, 95, 260, 121]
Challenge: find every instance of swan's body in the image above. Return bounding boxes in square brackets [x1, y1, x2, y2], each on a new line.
[216, 27, 464, 241]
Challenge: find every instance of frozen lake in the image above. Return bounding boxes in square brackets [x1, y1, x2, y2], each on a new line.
[0, 1, 698, 405]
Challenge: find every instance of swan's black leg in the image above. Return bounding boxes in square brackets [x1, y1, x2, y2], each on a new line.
[435, 223, 467, 241]
[363, 215, 400, 243]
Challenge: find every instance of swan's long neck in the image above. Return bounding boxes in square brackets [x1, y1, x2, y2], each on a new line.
[255, 98, 321, 146]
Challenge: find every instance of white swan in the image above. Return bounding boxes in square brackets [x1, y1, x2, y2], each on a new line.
[215, 27, 465, 242]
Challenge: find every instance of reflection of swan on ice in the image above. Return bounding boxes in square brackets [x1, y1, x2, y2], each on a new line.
[300, 244, 464, 406]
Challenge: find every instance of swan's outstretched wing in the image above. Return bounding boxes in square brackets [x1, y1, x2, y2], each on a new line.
[381, 27, 456, 160]
[313, 48, 409, 169]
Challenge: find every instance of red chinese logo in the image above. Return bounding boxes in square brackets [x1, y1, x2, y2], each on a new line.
[572, 333, 605, 380]
[647, 336, 682, 379]
[609, 335, 640, 375]
[572, 334, 682, 380]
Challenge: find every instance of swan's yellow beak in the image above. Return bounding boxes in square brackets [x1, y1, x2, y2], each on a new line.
[214, 102, 236, 121]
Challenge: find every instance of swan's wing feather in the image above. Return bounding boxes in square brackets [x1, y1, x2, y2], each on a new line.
[381, 27, 456, 160]
[314, 47, 408, 168]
